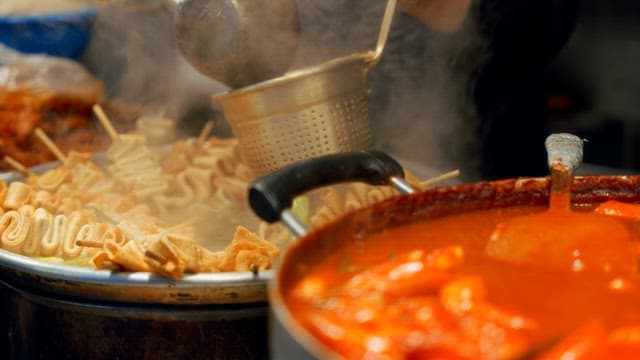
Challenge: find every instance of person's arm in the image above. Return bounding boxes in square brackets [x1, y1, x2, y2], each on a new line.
[398, 0, 472, 33]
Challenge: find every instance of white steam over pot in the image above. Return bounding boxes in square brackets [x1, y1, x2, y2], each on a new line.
[172, 0, 300, 88]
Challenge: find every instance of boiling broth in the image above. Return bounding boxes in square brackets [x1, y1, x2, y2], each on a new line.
[283, 204, 640, 359]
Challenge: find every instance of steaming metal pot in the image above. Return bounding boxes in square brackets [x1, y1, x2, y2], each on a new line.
[0, 195, 273, 360]
[1, 281, 268, 360]
[0, 257, 271, 360]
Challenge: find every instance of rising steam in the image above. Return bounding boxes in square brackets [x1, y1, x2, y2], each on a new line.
[82, 1, 489, 179]
[81, 3, 228, 137]
[295, 0, 489, 180]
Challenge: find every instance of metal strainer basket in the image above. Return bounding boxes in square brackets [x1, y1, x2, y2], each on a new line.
[211, 0, 397, 176]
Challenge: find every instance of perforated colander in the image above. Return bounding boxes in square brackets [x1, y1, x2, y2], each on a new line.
[211, 0, 396, 176]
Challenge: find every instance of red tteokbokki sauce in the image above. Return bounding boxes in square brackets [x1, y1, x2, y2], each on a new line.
[278, 194, 640, 359]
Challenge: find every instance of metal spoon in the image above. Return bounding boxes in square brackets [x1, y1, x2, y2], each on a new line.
[172, 0, 300, 88]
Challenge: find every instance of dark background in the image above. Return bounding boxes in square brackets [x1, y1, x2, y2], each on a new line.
[544, 0, 640, 171]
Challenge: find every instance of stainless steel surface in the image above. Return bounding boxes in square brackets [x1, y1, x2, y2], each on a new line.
[0, 247, 271, 304]
[371, 0, 396, 66]
[280, 209, 308, 238]
[212, 0, 398, 176]
[390, 176, 416, 195]
[174, 0, 300, 88]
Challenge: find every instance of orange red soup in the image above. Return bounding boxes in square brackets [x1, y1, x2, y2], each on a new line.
[283, 201, 640, 359]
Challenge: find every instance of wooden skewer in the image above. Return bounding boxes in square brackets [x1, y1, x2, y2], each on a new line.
[76, 240, 104, 249]
[419, 169, 461, 189]
[33, 128, 67, 164]
[92, 104, 119, 142]
[251, 264, 259, 276]
[197, 121, 215, 144]
[3, 155, 35, 177]
[165, 217, 201, 232]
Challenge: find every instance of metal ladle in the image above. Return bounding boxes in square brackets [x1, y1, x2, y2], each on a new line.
[486, 133, 635, 274]
[171, 0, 300, 88]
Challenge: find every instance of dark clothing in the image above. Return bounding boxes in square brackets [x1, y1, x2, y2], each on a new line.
[474, 0, 580, 179]
[296, 0, 580, 180]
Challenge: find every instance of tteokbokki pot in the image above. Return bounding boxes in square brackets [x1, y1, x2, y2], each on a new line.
[249, 150, 640, 359]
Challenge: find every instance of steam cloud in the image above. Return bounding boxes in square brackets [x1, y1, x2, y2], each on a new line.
[82, 1, 489, 179]
[81, 3, 229, 137]
[295, 0, 489, 180]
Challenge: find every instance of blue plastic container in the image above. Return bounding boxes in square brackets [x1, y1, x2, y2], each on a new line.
[0, 7, 98, 59]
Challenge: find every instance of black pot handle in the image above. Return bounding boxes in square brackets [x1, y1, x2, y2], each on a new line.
[248, 150, 415, 237]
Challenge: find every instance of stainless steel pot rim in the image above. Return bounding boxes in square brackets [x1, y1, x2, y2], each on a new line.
[211, 52, 374, 102]
[0, 247, 273, 287]
[1, 245, 273, 304]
